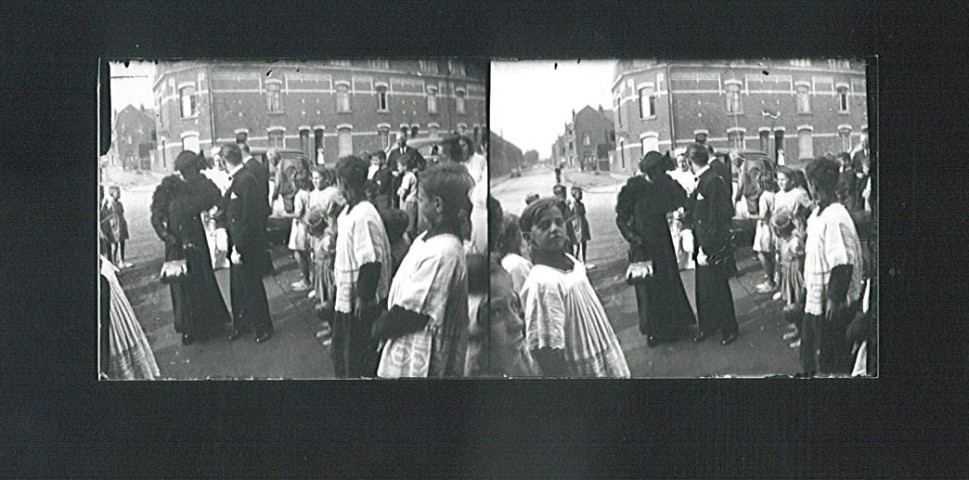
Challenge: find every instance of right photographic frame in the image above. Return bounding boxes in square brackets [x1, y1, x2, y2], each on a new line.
[489, 58, 876, 378]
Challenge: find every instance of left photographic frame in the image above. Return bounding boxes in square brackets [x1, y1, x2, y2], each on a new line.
[98, 59, 489, 380]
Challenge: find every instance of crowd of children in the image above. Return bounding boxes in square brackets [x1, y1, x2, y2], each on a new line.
[742, 150, 876, 376]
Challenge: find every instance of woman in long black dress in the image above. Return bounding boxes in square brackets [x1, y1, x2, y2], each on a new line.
[616, 151, 696, 347]
[151, 151, 231, 345]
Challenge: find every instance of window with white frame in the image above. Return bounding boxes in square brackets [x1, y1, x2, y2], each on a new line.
[839, 128, 851, 152]
[180, 85, 196, 118]
[641, 134, 659, 155]
[378, 128, 390, 149]
[638, 85, 655, 118]
[728, 130, 745, 150]
[456, 90, 466, 115]
[337, 128, 353, 157]
[376, 85, 389, 112]
[336, 84, 351, 113]
[796, 84, 811, 114]
[268, 130, 285, 148]
[725, 82, 742, 114]
[427, 87, 438, 114]
[266, 81, 282, 113]
[330, 60, 351, 67]
[370, 59, 390, 69]
[759, 129, 770, 152]
[452, 61, 465, 76]
[615, 96, 622, 126]
[837, 86, 849, 113]
[429, 124, 439, 138]
[182, 133, 200, 154]
[797, 128, 814, 159]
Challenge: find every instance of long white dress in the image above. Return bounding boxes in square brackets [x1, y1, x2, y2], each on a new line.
[520, 256, 630, 378]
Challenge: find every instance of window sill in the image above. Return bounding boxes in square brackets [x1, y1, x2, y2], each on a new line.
[726, 112, 744, 116]
[377, 109, 390, 114]
[180, 115, 199, 120]
[798, 111, 813, 116]
[337, 110, 352, 114]
[838, 111, 850, 115]
[639, 115, 657, 121]
[267, 111, 285, 116]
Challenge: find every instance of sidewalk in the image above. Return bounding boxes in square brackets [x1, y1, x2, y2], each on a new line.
[137, 246, 334, 379]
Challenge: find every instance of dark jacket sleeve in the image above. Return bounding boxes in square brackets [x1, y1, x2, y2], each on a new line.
[356, 262, 382, 301]
[150, 179, 179, 245]
[232, 175, 262, 251]
[696, 174, 731, 255]
[826, 264, 854, 303]
[615, 182, 644, 248]
[372, 305, 430, 340]
[666, 177, 688, 213]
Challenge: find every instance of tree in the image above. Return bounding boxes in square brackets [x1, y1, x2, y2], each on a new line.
[523, 150, 539, 165]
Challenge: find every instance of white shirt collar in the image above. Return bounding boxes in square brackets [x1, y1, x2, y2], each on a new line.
[227, 162, 245, 178]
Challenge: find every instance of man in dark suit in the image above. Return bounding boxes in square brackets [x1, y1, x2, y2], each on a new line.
[684, 142, 739, 346]
[222, 143, 274, 344]
[242, 143, 272, 226]
[386, 136, 425, 208]
[706, 143, 733, 203]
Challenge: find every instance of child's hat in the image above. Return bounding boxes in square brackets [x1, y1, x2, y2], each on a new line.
[306, 207, 328, 237]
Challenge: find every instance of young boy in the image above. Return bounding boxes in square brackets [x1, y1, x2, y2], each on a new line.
[332, 156, 393, 378]
[552, 184, 577, 255]
[569, 186, 591, 263]
[105, 186, 132, 269]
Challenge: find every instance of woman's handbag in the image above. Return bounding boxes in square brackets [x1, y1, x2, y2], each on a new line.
[159, 259, 188, 283]
[625, 260, 654, 286]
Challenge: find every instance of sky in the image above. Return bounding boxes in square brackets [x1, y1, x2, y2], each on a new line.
[108, 61, 156, 116]
[490, 60, 616, 158]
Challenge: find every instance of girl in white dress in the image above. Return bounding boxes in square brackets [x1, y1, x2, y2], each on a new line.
[373, 163, 474, 378]
[518, 197, 630, 378]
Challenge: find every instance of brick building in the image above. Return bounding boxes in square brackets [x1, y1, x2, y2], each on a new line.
[113, 105, 157, 171]
[490, 130, 524, 178]
[151, 59, 487, 173]
[550, 106, 616, 171]
[610, 59, 869, 176]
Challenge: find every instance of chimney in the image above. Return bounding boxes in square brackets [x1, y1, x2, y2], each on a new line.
[598, 104, 603, 113]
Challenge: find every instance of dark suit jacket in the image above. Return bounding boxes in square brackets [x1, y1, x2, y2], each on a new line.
[684, 168, 733, 261]
[244, 157, 272, 220]
[225, 167, 267, 255]
[387, 146, 426, 171]
[710, 157, 733, 203]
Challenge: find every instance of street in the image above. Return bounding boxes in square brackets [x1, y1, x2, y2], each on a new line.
[492, 165, 801, 377]
[104, 167, 333, 379]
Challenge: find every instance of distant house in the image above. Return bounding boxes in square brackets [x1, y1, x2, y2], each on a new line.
[114, 105, 157, 171]
[490, 130, 523, 178]
[572, 105, 615, 172]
